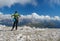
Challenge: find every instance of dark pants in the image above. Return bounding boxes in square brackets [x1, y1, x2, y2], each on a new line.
[11, 19, 18, 30]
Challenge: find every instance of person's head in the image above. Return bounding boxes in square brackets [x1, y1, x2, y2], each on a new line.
[15, 11, 17, 13]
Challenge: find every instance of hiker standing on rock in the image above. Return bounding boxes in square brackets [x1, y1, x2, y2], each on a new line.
[11, 11, 20, 31]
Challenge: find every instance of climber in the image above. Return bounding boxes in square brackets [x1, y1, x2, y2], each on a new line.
[11, 11, 20, 31]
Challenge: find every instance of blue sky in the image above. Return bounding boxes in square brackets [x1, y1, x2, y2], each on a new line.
[0, 0, 60, 16]
[0, 0, 60, 27]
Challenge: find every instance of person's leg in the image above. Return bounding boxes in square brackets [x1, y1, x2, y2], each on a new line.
[15, 20, 18, 30]
[11, 21, 15, 31]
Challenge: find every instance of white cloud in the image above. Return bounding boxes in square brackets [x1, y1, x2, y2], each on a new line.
[0, 0, 37, 7]
[0, 12, 60, 21]
[54, 16, 60, 20]
[50, 0, 60, 5]
[44, 0, 60, 7]
[20, 13, 60, 21]
[0, 12, 11, 20]
[0, 0, 60, 7]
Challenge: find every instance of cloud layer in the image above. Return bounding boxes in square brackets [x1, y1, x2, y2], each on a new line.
[50, 0, 60, 5]
[0, 12, 60, 21]
[0, 0, 60, 8]
[0, 0, 37, 7]
[45, 0, 60, 6]
[0, 0, 60, 7]
[20, 13, 60, 21]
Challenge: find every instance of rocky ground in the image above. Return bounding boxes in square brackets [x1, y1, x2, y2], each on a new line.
[0, 25, 60, 41]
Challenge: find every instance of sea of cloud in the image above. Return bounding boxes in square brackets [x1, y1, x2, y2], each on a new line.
[0, 12, 60, 27]
[0, 12, 60, 21]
